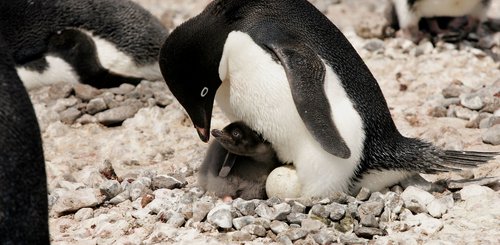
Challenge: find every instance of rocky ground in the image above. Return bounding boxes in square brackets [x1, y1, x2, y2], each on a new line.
[29, 0, 500, 244]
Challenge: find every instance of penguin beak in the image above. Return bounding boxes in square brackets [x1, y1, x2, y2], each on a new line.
[195, 125, 210, 142]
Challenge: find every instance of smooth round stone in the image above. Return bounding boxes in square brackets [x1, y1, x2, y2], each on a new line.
[266, 165, 301, 199]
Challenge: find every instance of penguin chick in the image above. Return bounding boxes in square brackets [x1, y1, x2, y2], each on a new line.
[198, 121, 280, 200]
[0, 34, 49, 244]
[393, 0, 491, 41]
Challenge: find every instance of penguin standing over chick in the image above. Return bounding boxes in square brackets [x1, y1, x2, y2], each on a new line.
[392, 0, 491, 41]
[0, 34, 49, 244]
[198, 121, 279, 200]
[160, 0, 497, 197]
[0, 0, 168, 89]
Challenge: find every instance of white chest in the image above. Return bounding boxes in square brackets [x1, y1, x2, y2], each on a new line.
[216, 31, 366, 196]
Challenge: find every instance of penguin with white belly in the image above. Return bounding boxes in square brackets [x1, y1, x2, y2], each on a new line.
[160, 0, 498, 197]
[0, 34, 49, 244]
[392, 0, 491, 41]
[0, 0, 168, 89]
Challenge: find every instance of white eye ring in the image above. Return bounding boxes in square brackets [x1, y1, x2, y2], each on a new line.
[201, 87, 209, 97]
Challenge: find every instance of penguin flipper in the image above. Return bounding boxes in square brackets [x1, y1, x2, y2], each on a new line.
[265, 42, 351, 159]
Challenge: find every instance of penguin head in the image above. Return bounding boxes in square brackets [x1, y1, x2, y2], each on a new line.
[211, 121, 270, 157]
[159, 2, 236, 142]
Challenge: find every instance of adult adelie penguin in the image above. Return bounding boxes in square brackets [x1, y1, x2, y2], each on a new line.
[0, 34, 49, 244]
[392, 0, 491, 40]
[0, 0, 168, 89]
[160, 0, 497, 197]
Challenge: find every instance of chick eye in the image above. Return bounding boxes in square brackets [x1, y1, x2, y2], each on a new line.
[232, 129, 241, 139]
[200, 87, 209, 97]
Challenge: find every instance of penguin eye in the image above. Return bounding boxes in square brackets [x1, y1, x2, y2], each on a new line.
[232, 129, 242, 139]
[200, 87, 209, 97]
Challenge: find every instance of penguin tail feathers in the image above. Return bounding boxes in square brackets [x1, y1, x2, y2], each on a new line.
[424, 149, 498, 174]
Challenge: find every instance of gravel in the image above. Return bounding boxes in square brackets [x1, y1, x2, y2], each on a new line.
[26, 0, 500, 244]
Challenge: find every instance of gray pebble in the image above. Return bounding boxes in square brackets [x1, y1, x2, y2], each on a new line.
[442, 84, 462, 98]
[354, 226, 387, 239]
[339, 234, 368, 245]
[454, 106, 477, 120]
[253, 217, 271, 229]
[325, 203, 346, 221]
[287, 213, 308, 225]
[107, 83, 135, 95]
[192, 199, 215, 222]
[363, 39, 385, 52]
[129, 177, 152, 201]
[59, 107, 82, 124]
[74, 83, 101, 101]
[151, 174, 187, 190]
[368, 192, 385, 202]
[266, 196, 283, 206]
[356, 187, 371, 201]
[276, 234, 293, 245]
[233, 199, 256, 216]
[467, 113, 492, 128]
[233, 216, 256, 230]
[312, 229, 337, 245]
[288, 200, 306, 213]
[241, 224, 266, 237]
[358, 201, 384, 217]
[427, 195, 454, 218]
[359, 213, 378, 227]
[330, 191, 349, 204]
[86, 98, 107, 115]
[230, 231, 252, 241]
[76, 114, 97, 124]
[255, 203, 290, 221]
[99, 179, 122, 199]
[442, 98, 461, 108]
[270, 220, 289, 234]
[482, 124, 500, 145]
[108, 190, 130, 205]
[311, 204, 330, 218]
[301, 218, 325, 233]
[166, 211, 186, 228]
[384, 192, 404, 215]
[95, 104, 141, 125]
[284, 228, 308, 241]
[74, 207, 94, 221]
[49, 83, 74, 99]
[460, 94, 484, 110]
[207, 203, 233, 229]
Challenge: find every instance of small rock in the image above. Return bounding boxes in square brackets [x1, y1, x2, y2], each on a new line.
[354, 226, 386, 239]
[59, 107, 82, 124]
[192, 199, 215, 222]
[107, 83, 135, 95]
[430, 106, 448, 117]
[51, 188, 104, 216]
[313, 229, 336, 245]
[329, 191, 349, 204]
[74, 208, 94, 221]
[325, 203, 346, 221]
[207, 204, 233, 229]
[76, 114, 97, 124]
[233, 199, 256, 216]
[356, 187, 371, 201]
[459, 184, 496, 201]
[339, 234, 368, 245]
[270, 220, 289, 234]
[310, 204, 329, 218]
[358, 201, 384, 217]
[460, 94, 484, 110]
[253, 217, 271, 229]
[454, 106, 477, 120]
[427, 195, 453, 218]
[442, 84, 462, 98]
[301, 218, 325, 233]
[49, 83, 74, 99]
[288, 200, 306, 213]
[442, 98, 461, 108]
[360, 214, 378, 227]
[284, 228, 308, 241]
[86, 98, 108, 115]
[151, 174, 187, 190]
[233, 216, 256, 230]
[108, 191, 130, 205]
[230, 231, 252, 241]
[414, 214, 444, 235]
[384, 192, 404, 215]
[482, 124, 500, 145]
[255, 203, 290, 220]
[74, 83, 101, 101]
[99, 179, 122, 199]
[241, 224, 266, 237]
[95, 104, 141, 126]
[401, 186, 435, 213]
[276, 234, 293, 245]
[141, 194, 155, 208]
[363, 39, 385, 52]
[128, 177, 152, 201]
[287, 212, 308, 225]
[466, 113, 492, 128]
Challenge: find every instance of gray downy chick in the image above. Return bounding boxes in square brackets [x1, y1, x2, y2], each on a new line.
[198, 121, 280, 200]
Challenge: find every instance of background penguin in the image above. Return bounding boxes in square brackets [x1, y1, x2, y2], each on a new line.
[24, 29, 143, 88]
[0, 34, 49, 244]
[0, 0, 168, 89]
[392, 0, 491, 41]
[198, 121, 279, 200]
[160, 0, 498, 197]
